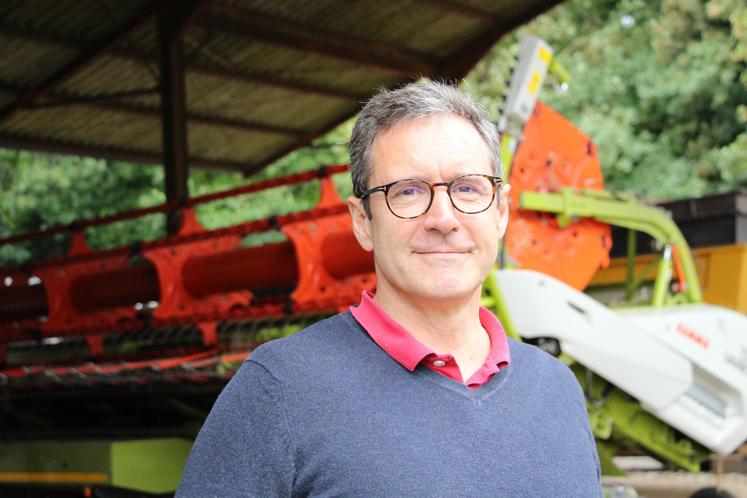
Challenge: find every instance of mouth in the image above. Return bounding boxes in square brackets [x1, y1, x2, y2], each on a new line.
[414, 250, 470, 255]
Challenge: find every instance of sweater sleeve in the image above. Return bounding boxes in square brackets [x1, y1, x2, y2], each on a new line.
[176, 359, 297, 498]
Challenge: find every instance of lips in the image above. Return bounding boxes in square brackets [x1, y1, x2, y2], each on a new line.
[413, 249, 470, 254]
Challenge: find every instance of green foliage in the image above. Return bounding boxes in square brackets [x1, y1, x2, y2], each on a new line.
[0, 121, 352, 267]
[191, 121, 352, 245]
[465, 0, 747, 199]
[0, 150, 167, 265]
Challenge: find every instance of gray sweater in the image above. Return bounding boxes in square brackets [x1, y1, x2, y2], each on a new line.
[177, 312, 602, 497]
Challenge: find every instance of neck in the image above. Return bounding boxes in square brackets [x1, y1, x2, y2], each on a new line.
[373, 282, 484, 354]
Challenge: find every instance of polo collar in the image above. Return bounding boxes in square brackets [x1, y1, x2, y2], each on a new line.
[350, 291, 510, 372]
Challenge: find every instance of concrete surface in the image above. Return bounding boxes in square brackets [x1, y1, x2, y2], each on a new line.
[603, 472, 747, 498]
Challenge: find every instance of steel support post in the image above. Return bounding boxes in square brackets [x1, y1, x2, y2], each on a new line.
[158, 0, 201, 233]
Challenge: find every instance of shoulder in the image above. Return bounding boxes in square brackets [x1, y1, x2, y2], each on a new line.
[246, 311, 373, 380]
[507, 338, 583, 393]
[251, 312, 362, 361]
[507, 337, 557, 367]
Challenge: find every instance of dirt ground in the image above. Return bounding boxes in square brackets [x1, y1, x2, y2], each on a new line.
[603, 472, 747, 498]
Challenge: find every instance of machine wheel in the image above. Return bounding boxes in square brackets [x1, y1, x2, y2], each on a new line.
[690, 487, 735, 498]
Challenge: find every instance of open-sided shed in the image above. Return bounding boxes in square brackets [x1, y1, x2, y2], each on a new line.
[0, 0, 561, 202]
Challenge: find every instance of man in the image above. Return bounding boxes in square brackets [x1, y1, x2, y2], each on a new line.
[177, 81, 602, 497]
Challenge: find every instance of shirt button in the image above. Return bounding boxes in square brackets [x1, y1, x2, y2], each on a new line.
[433, 360, 446, 367]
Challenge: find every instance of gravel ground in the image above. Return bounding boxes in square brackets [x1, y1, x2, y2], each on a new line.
[603, 472, 747, 498]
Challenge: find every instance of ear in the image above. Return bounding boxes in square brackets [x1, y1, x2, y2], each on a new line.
[495, 184, 511, 239]
[347, 196, 374, 252]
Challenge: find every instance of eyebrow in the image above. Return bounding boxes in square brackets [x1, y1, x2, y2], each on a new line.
[389, 173, 488, 184]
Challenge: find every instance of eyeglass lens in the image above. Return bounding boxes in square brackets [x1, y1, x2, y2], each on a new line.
[386, 175, 496, 218]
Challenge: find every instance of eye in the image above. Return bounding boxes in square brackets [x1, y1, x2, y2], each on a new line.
[456, 183, 477, 193]
[390, 181, 428, 199]
[452, 180, 480, 194]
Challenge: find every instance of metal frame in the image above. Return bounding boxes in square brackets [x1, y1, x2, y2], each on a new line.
[575, 365, 711, 472]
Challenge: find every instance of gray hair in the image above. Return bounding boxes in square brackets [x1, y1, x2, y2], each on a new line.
[349, 81, 502, 215]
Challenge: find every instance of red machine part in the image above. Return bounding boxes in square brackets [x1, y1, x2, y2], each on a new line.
[0, 349, 245, 384]
[182, 242, 299, 297]
[0, 172, 375, 356]
[284, 176, 374, 312]
[142, 208, 252, 326]
[506, 102, 612, 290]
[0, 232, 373, 329]
[33, 233, 139, 335]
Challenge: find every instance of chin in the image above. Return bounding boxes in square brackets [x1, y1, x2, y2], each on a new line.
[413, 280, 481, 303]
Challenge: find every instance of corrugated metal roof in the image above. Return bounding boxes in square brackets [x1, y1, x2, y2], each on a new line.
[0, 0, 562, 175]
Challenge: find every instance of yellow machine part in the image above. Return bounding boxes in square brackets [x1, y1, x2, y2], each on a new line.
[591, 243, 747, 313]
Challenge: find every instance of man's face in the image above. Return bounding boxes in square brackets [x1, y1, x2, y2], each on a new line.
[348, 114, 509, 304]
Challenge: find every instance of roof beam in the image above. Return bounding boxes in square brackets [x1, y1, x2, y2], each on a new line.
[0, 23, 81, 48]
[188, 112, 304, 137]
[0, 22, 366, 101]
[0, 133, 249, 172]
[0, 80, 304, 137]
[95, 101, 305, 137]
[28, 87, 160, 108]
[183, 62, 367, 100]
[243, 104, 362, 178]
[0, 3, 159, 124]
[413, 0, 494, 22]
[195, 8, 436, 77]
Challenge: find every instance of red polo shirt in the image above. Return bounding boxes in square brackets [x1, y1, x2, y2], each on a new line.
[350, 291, 511, 389]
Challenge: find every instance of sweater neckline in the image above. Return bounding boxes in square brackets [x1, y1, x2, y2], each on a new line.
[412, 359, 512, 402]
[342, 311, 512, 402]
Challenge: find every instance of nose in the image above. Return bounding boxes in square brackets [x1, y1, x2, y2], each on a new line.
[422, 186, 459, 233]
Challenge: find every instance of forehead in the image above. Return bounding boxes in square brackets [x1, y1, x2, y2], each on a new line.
[369, 114, 492, 182]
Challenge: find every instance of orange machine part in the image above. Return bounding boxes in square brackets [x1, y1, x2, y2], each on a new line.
[506, 102, 612, 290]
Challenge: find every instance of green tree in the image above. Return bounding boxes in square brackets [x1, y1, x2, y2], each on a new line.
[466, 0, 747, 199]
[0, 121, 352, 266]
[0, 150, 168, 265]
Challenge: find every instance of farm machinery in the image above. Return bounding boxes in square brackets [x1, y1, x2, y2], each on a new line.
[0, 36, 746, 496]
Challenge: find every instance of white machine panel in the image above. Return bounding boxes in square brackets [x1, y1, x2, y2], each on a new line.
[622, 305, 747, 455]
[495, 269, 747, 454]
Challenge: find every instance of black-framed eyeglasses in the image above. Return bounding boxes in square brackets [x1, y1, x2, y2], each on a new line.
[358, 174, 503, 219]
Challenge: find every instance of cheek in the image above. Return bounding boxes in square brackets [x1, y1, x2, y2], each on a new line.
[468, 217, 500, 256]
[371, 223, 416, 263]
[373, 228, 406, 256]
